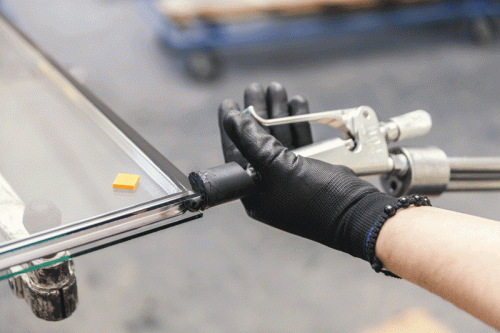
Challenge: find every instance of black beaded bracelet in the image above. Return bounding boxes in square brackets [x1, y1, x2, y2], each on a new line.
[365, 195, 432, 278]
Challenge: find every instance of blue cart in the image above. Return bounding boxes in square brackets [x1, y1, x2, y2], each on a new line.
[138, 0, 500, 80]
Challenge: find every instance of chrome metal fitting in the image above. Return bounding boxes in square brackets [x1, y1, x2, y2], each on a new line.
[381, 147, 450, 197]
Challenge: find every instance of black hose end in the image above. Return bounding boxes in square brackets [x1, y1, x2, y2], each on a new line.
[185, 196, 206, 212]
[188, 162, 259, 209]
[188, 172, 209, 211]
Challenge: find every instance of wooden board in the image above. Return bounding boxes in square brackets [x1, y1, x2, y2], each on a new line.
[156, 0, 433, 27]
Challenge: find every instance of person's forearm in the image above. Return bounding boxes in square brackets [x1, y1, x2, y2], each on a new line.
[376, 206, 500, 330]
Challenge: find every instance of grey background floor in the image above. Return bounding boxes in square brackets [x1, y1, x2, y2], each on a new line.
[1, 1, 500, 332]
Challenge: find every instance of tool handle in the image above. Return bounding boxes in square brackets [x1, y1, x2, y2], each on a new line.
[188, 162, 259, 210]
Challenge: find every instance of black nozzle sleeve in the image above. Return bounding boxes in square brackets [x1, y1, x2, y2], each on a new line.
[188, 162, 259, 210]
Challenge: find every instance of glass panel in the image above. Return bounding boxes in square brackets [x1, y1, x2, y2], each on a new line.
[0, 15, 201, 280]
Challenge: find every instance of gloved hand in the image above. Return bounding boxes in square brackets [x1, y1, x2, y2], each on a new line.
[219, 82, 398, 262]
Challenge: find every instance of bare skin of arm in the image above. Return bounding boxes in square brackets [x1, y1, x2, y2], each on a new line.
[376, 206, 500, 330]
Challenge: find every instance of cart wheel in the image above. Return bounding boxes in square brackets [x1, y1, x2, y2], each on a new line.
[184, 51, 222, 81]
[489, 17, 500, 34]
[470, 17, 496, 44]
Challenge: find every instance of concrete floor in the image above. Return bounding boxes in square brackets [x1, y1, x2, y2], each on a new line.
[1, 1, 500, 332]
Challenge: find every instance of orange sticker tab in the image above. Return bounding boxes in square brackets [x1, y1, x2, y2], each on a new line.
[112, 173, 140, 190]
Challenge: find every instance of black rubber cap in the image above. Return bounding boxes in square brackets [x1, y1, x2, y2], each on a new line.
[189, 162, 258, 209]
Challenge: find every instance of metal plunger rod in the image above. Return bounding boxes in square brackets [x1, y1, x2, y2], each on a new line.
[449, 157, 500, 174]
[447, 157, 500, 191]
[446, 181, 500, 191]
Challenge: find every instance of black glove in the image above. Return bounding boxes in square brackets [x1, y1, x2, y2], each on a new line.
[219, 82, 398, 262]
